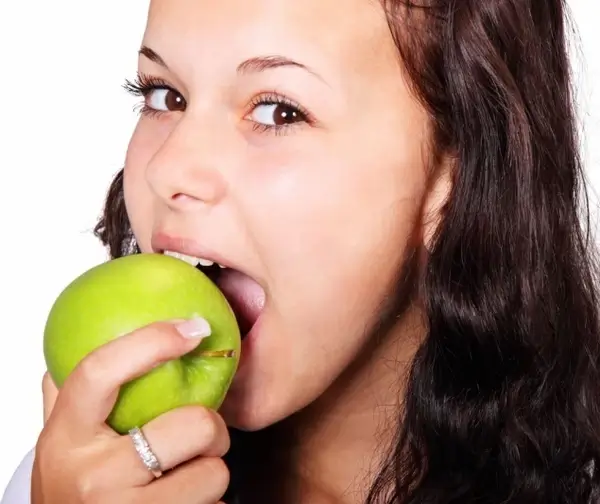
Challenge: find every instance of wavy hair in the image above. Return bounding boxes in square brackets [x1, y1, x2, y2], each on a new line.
[94, 1, 600, 502]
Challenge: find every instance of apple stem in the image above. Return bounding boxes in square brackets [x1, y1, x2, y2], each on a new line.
[199, 349, 236, 358]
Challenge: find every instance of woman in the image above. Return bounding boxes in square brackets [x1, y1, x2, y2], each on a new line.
[3, 0, 599, 502]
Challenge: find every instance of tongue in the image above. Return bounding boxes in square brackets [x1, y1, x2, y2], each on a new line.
[216, 269, 265, 335]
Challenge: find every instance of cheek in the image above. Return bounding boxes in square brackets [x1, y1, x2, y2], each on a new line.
[122, 119, 171, 251]
[238, 132, 428, 336]
[223, 131, 428, 426]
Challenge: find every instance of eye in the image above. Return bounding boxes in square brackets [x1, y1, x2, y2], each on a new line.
[250, 102, 306, 127]
[245, 91, 314, 133]
[123, 74, 187, 117]
[146, 88, 186, 112]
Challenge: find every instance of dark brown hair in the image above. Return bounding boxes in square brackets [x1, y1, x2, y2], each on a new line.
[95, 1, 600, 502]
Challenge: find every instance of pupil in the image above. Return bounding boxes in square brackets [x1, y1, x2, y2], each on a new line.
[274, 105, 299, 126]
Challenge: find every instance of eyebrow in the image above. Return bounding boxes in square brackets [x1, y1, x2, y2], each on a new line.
[138, 46, 325, 83]
[139, 46, 167, 68]
[236, 55, 324, 82]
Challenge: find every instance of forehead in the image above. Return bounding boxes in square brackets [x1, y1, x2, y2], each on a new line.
[144, 0, 397, 81]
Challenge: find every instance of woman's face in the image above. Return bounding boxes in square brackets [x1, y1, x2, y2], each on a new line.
[125, 0, 436, 430]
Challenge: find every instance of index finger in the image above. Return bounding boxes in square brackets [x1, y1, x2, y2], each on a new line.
[52, 318, 210, 436]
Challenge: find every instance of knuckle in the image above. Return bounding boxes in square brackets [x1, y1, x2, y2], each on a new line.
[73, 461, 113, 502]
[192, 406, 218, 437]
[189, 407, 228, 453]
[203, 457, 230, 494]
[171, 406, 219, 452]
[74, 353, 106, 389]
[74, 471, 98, 500]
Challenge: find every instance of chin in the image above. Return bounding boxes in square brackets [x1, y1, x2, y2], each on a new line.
[219, 364, 314, 432]
[219, 389, 287, 432]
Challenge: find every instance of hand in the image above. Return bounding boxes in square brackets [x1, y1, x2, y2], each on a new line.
[32, 321, 231, 503]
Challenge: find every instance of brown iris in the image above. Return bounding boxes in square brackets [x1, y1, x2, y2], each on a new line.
[163, 90, 186, 111]
[146, 88, 186, 112]
[272, 104, 303, 126]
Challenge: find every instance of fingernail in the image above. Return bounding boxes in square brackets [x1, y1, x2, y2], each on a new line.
[174, 317, 212, 339]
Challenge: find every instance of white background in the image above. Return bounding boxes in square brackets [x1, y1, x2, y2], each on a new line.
[0, 0, 597, 494]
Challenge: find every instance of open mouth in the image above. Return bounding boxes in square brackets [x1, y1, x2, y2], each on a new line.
[163, 251, 265, 338]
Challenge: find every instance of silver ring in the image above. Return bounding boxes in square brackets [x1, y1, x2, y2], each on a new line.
[128, 426, 163, 478]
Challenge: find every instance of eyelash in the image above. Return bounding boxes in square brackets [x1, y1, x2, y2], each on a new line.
[123, 73, 315, 134]
[248, 92, 314, 135]
[123, 73, 176, 119]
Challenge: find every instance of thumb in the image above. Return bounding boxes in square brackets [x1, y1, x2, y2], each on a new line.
[42, 372, 59, 424]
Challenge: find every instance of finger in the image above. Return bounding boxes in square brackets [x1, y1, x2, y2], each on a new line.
[137, 456, 230, 504]
[53, 318, 211, 435]
[108, 405, 230, 487]
[42, 372, 59, 424]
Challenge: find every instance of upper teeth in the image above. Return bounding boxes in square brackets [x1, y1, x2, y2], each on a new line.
[163, 250, 226, 268]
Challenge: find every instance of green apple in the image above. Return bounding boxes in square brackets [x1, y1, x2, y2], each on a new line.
[43, 253, 241, 434]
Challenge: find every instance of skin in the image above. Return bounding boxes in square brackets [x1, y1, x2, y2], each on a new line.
[127, 0, 437, 428]
[34, 0, 451, 502]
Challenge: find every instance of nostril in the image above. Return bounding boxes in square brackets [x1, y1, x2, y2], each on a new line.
[171, 192, 200, 203]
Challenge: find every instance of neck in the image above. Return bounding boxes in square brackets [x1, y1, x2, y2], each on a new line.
[236, 307, 423, 504]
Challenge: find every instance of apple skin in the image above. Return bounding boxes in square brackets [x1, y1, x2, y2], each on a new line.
[43, 253, 241, 434]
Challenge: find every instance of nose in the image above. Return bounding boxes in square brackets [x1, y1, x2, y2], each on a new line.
[145, 114, 230, 210]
